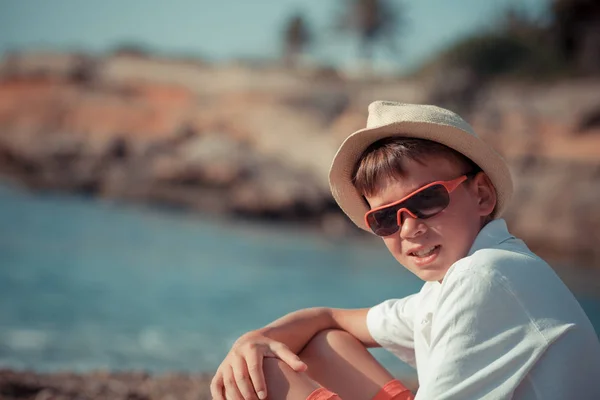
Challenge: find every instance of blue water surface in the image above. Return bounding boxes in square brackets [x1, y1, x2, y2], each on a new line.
[0, 183, 598, 379]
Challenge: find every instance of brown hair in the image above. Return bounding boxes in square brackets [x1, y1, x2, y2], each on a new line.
[352, 137, 481, 197]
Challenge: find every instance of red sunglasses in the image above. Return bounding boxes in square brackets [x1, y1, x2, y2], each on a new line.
[364, 175, 469, 237]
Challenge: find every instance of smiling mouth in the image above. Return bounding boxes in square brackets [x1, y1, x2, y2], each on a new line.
[409, 245, 440, 258]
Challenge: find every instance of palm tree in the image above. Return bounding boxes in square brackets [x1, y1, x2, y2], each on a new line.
[282, 13, 311, 68]
[336, 0, 406, 69]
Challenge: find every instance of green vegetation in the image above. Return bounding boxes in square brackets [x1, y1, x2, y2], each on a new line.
[413, 0, 599, 81]
[415, 29, 568, 81]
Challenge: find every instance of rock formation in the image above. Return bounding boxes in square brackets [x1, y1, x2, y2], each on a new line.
[1, 51, 599, 266]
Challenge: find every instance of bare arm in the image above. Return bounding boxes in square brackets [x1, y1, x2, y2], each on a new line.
[257, 307, 379, 353]
[211, 307, 378, 400]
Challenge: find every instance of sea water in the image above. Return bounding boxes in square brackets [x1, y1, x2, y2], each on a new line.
[0, 183, 598, 380]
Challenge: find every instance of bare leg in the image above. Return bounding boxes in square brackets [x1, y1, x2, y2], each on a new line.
[299, 329, 397, 400]
[262, 329, 409, 400]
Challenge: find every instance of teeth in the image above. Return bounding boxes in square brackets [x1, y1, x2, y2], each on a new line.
[413, 246, 437, 257]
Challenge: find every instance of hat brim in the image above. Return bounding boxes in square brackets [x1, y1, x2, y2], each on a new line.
[329, 120, 513, 233]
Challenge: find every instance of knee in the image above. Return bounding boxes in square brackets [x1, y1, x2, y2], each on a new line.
[312, 329, 358, 347]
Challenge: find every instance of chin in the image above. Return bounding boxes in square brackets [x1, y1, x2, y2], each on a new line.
[404, 259, 450, 282]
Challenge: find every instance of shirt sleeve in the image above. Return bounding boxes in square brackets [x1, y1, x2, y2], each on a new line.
[416, 268, 550, 400]
[367, 294, 419, 368]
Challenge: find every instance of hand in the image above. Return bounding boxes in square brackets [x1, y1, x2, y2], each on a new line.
[210, 331, 308, 400]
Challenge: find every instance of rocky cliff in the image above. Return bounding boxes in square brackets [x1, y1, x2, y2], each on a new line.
[1, 51, 599, 266]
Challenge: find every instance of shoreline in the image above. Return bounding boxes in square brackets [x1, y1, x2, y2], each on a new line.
[2, 178, 599, 273]
[2, 50, 600, 399]
[1, 52, 600, 268]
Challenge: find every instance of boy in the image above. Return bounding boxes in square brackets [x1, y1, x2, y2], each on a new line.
[210, 102, 600, 399]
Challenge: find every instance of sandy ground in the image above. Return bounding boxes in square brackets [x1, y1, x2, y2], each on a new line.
[0, 369, 213, 400]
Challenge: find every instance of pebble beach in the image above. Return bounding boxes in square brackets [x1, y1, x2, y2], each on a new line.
[0, 370, 213, 400]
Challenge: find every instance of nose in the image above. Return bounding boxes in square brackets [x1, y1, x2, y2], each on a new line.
[398, 209, 427, 239]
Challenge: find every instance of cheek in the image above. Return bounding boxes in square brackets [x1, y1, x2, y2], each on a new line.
[436, 204, 481, 253]
[443, 192, 480, 225]
[382, 236, 402, 258]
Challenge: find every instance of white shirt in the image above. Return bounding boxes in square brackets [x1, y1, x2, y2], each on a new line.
[367, 219, 600, 399]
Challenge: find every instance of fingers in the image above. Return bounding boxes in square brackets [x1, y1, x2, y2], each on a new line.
[232, 357, 259, 400]
[224, 366, 246, 400]
[211, 366, 250, 400]
[271, 343, 307, 372]
[210, 370, 226, 400]
[213, 337, 306, 400]
[246, 350, 267, 399]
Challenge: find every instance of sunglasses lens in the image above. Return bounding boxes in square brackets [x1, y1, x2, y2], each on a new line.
[366, 184, 451, 236]
[367, 208, 399, 236]
[407, 184, 450, 218]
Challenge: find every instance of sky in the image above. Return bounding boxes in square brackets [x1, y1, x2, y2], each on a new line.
[0, 0, 549, 73]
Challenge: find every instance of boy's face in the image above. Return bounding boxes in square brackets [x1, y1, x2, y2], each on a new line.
[363, 154, 496, 282]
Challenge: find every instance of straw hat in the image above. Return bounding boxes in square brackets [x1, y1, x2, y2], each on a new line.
[329, 101, 513, 233]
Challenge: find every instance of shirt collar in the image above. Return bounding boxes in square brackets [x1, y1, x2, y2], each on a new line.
[467, 218, 514, 257]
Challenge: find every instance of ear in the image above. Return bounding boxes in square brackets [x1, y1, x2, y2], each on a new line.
[471, 172, 497, 218]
